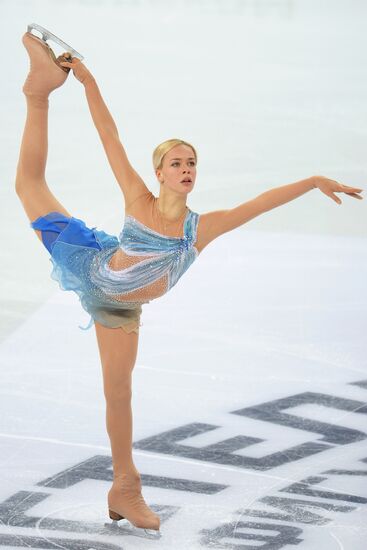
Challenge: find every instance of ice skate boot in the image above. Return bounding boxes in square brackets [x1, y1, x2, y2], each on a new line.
[108, 472, 161, 535]
[22, 30, 73, 98]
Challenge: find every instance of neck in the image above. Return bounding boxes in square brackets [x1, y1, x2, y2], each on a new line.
[156, 193, 187, 221]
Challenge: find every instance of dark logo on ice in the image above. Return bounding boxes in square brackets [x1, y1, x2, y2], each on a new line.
[0, 379, 366, 548]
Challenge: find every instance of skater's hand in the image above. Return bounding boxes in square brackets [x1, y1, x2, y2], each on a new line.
[59, 57, 94, 85]
[311, 176, 364, 205]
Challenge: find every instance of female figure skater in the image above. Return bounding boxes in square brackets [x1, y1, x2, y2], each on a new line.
[15, 25, 363, 534]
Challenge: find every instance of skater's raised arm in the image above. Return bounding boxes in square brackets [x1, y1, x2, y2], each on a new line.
[197, 176, 363, 251]
[60, 57, 149, 207]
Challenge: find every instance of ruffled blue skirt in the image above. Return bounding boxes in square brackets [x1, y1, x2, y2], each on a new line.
[30, 211, 142, 331]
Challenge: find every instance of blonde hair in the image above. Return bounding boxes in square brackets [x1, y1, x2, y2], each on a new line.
[152, 138, 198, 172]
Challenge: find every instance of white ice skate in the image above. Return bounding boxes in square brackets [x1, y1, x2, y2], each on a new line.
[27, 23, 84, 61]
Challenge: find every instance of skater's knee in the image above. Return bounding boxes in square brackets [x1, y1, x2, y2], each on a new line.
[104, 378, 132, 404]
[15, 175, 46, 196]
[15, 176, 26, 196]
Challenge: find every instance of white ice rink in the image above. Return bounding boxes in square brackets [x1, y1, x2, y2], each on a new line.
[1, 1, 366, 549]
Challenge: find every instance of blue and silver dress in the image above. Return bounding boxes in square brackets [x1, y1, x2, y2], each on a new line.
[30, 191, 200, 331]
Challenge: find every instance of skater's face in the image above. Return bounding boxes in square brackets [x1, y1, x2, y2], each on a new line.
[156, 144, 196, 194]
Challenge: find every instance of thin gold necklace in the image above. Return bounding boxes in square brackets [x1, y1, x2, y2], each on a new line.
[156, 199, 188, 234]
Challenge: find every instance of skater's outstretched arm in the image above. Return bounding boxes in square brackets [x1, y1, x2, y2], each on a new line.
[197, 176, 363, 250]
[60, 57, 149, 207]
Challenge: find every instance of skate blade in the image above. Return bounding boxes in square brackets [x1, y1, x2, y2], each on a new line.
[105, 520, 162, 539]
[27, 22, 84, 60]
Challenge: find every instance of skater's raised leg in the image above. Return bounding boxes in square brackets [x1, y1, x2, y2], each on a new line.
[15, 32, 73, 245]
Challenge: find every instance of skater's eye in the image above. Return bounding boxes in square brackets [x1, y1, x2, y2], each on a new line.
[171, 161, 195, 166]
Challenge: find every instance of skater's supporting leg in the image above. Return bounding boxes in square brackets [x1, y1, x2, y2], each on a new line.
[94, 321, 160, 530]
[94, 320, 140, 477]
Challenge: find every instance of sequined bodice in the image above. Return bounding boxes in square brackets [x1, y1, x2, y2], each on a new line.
[121, 213, 199, 257]
[88, 209, 200, 304]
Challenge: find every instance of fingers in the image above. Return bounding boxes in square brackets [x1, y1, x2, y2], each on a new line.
[332, 182, 364, 204]
[339, 183, 364, 194]
[342, 190, 364, 197]
[343, 192, 364, 200]
[60, 56, 80, 67]
[58, 58, 92, 85]
[339, 184, 364, 200]
[60, 61, 81, 70]
[330, 186, 364, 204]
[331, 193, 342, 205]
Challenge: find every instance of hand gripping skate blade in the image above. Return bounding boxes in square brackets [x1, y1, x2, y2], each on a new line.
[27, 23, 84, 60]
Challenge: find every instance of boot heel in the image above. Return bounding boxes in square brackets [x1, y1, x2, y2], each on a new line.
[109, 509, 125, 521]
